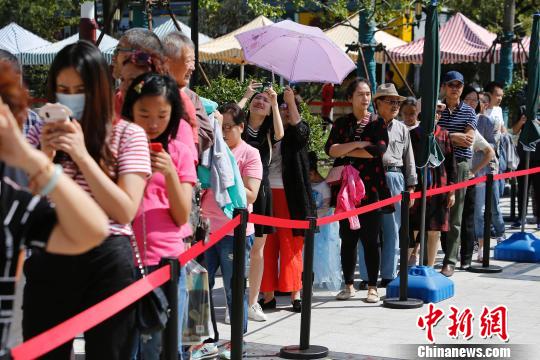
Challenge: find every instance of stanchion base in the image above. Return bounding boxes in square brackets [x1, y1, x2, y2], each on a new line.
[383, 297, 424, 309]
[467, 265, 503, 273]
[280, 345, 329, 359]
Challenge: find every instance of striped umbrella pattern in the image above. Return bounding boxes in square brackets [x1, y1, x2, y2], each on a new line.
[20, 30, 118, 65]
[387, 12, 496, 64]
[0, 22, 51, 60]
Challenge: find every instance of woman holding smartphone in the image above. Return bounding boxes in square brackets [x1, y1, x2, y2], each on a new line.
[23, 41, 151, 359]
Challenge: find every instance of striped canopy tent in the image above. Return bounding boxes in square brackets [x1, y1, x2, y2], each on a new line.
[21, 30, 118, 65]
[0, 22, 51, 59]
[387, 12, 496, 64]
[199, 15, 274, 64]
[323, 14, 407, 63]
[153, 18, 212, 44]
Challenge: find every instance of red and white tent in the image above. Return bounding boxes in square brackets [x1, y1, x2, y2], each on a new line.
[387, 13, 496, 64]
[486, 36, 530, 64]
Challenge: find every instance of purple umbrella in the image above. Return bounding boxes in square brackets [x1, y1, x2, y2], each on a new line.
[235, 20, 356, 84]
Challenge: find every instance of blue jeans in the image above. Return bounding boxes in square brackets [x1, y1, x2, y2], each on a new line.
[133, 267, 189, 360]
[358, 171, 404, 281]
[474, 183, 505, 238]
[206, 235, 253, 334]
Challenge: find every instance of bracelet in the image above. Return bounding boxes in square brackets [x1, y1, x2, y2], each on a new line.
[39, 164, 63, 196]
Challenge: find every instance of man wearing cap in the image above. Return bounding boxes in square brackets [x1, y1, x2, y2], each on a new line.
[358, 83, 417, 286]
[438, 71, 477, 277]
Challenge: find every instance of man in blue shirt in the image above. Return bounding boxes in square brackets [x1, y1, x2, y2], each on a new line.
[437, 71, 477, 277]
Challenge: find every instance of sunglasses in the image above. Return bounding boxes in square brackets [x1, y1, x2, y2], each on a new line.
[113, 46, 136, 57]
[380, 99, 402, 107]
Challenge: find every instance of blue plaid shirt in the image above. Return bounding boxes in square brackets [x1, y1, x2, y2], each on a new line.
[23, 109, 42, 137]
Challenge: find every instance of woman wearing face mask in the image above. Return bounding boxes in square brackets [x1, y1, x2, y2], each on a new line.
[259, 86, 315, 312]
[23, 41, 151, 359]
[237, 81, 284, 321]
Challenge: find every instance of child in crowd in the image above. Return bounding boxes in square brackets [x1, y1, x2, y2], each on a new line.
[308, 152, 342, 291]
[122, 73, 196, 359]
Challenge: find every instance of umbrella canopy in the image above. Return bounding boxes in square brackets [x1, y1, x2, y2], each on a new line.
[486, 36, 530, 64]
[0, 22, 51, 57]
[235, 20, 356, 84]
[519, 14, 540, 150]
[323, 13, 407, 63]
[20, 30, 118, 65]
[152, 18, 213, 44]
[418, 1, 443, 168]
[387, 12, 496, 64]
[199, 15, 274, 64]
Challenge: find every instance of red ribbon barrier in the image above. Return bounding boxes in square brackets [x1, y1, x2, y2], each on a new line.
[11, 166, 540, 358]
[11, 265, 171, 360]
[248, 213, 310, 229]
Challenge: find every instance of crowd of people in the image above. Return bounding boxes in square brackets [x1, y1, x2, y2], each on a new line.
[0, 26, 532, 360]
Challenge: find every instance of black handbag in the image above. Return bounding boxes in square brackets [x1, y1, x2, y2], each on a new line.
[130, 202, 170, 335]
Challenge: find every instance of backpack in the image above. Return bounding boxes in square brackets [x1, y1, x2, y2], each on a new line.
[498, 133, 520, 172]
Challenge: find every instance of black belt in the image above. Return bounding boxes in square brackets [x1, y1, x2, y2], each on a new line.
[384, 166, 403, 173]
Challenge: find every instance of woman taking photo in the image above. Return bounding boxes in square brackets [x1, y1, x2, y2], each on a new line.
[260, 86, 315, 312]
[325, 78, 390, 304]
[23, 41, 151, 359]
[237, 81, 284, 321]
[0, 62, 108, 354]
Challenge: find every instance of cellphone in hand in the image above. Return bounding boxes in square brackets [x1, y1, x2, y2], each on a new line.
[38, 103, 72, 123]
[149, 142, 163, 152]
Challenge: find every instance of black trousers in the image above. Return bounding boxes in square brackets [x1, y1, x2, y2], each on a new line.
[441, 185, 476, 266]
[339, 211, 382, 287]
[517, 170, 540, 221]
[23, 236, 136, 360]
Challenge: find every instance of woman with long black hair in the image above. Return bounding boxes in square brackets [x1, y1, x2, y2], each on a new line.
[23, 41, 151, 359]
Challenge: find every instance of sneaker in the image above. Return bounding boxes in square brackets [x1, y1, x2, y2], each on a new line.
[336, 288, 356, 300]
[191, 343, 219, 359]
[258, 297, 276, 310]
[248, 303, 267, 321]
[219, 342, 247, 359]
[366, 287, 380, 303]
[224, 307, 230, 324]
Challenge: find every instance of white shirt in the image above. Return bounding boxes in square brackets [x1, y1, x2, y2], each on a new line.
[268, 141, 284, 189]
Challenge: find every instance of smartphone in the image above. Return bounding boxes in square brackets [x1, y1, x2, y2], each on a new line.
[38, 103, 72, 123]
[149, 142, 163, 152]
[262, 81, 272, 91]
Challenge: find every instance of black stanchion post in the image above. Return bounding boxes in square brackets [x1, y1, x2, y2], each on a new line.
[468, 174, 503, 273]
[161, 257, 180, 360]
[231, 208, 248, 360]
[280, 217, 329, 359]
[383, 191, 423, 309]
[510, 177, 516, 220]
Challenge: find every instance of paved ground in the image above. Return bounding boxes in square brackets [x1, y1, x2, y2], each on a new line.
[11, 193, 540, 359]
[213, 194, 540, 359]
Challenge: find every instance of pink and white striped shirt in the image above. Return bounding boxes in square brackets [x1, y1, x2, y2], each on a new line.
[27, 119, 152, 236]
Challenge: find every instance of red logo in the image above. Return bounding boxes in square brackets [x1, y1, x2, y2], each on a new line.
[479, 305, 509, 342]
[447, 306, 474, 340]
[417, 303, 445, 343]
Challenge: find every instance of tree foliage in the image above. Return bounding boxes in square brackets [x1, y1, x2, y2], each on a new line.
[0, 0, 81, 41]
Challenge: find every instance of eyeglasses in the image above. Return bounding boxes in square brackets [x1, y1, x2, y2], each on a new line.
[446, 82, 463, 89]
[380, 99, 402, 107]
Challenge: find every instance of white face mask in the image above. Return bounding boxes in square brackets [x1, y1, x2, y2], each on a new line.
[56, 93, 86, 120]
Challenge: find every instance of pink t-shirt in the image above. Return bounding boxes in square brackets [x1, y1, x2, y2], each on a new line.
[132, 139, 197, 266]
[177, 119, 198, 165]
[27, 119, 152, 236]
[201, 140, 263, 237]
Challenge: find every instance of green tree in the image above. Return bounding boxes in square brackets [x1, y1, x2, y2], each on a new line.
[0, 0, 81, 41]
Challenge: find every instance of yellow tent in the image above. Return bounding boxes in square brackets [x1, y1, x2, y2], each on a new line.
[199, 15, 274, 64]
[324, 14, 407, 63]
